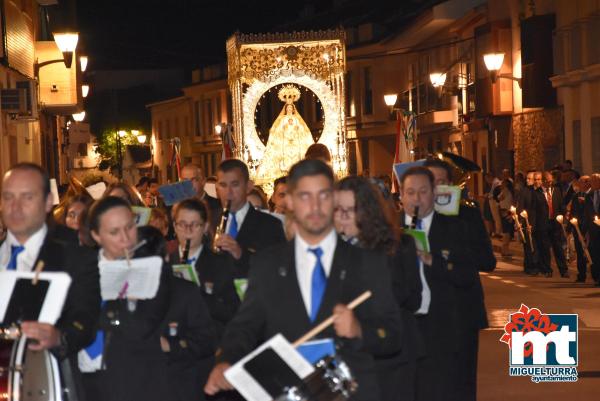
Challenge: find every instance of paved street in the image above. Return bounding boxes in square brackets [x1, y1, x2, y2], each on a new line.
[478, 239, 600, 400]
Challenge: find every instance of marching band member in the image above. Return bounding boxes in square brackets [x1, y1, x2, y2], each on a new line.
[84, 196, 171, 401]
[136, 225, 217, 401]
[334, 176, 422, 401]
[0, 163, 100, 398]
[424, 159, 496, 401]
[399, 166, 477, 401]
[213, 159, 286, 278]
[169, 198, 240, 337]
[204, 159, 403, 401]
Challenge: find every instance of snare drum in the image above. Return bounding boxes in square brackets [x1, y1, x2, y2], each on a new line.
[275, 356, 357, 401]
[0, 337, 62, 401]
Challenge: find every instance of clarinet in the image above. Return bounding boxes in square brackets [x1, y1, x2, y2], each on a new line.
[212, 200, 232, 253]
[410, 206, 420, 229]
[182, 239, 191, 263]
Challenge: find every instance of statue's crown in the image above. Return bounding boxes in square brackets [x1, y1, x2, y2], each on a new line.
[278, 84, 301, 104]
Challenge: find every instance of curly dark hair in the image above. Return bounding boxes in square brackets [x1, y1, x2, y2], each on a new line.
[335, 176, 399, 254]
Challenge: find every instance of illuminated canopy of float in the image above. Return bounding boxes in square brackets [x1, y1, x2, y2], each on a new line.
[226, 30, 348, 190]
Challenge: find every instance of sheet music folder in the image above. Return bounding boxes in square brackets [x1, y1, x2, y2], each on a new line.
[225, 334, 315, 401]
[0, 271, 72, 325]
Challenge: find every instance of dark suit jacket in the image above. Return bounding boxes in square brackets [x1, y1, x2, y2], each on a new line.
[217, 238, 403, 401]
[169, 247, 240, 337]
[30, 233, 101, 359]
[161, 277, 217, 401]
[546, 184, 565, 220]
[457, 203, 496, 330]
[231, 205, 286, 278]
[584, 190, 600, 241]
[402, 212, 478, 354]
[100, 264, 172, 401]
[532, 188, 550, 232]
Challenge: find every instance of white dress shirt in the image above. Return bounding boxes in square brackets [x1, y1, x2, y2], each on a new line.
[0, 224, 48, 271]
[404, 211, 434, 315]
[294, 229, 337, 317]
[225, 201, 251, 233]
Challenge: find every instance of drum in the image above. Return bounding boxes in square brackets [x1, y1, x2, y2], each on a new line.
[0, 336, 62, 401]
[275, 356, 357, 401]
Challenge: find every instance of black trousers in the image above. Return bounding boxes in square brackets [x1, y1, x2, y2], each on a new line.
[522, 229, 538, 273]
[533, 227, 552, 274]
[415, 352, 457, 401]
[590, 230, 600, 283]
[455, 329, 479, 401]
[573, 229, 588, 280]
[548, 220, 568, 274]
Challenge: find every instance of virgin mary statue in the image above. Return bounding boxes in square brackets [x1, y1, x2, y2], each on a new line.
[256, 85, 315, 183]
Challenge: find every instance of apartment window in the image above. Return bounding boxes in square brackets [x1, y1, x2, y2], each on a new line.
[195, 101, 202, 136]
[174, 118, 180, 137]
[77, 143, 87, 157]
[345, 71, 354, 116]
[205, 99, 213, 137]
[165, 119, 171, 139]
[184, 116, 190, 137]
[363, 67, 373, 115]
[592, 117, 600, 172]
[157, 121, 163, 140]
[216, 96, 222, 125]
[572, 120, 582, 173]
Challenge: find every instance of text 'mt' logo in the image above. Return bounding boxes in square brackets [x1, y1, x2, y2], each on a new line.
[500, 304, 578, 383]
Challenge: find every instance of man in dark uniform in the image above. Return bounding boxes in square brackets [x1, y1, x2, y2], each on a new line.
[568, 176, 590, 283]
[543, 171, 569, 277]
[532, 171, 554, 277]
[517, 171, 539, 275]
[399, 166, 477, 401]
[424, 159, 496, 401]
[204, 159, 403, 401]
[585, 174, 600, 286]
[0, 163, 101, 396]
[213, 159, 286, 278]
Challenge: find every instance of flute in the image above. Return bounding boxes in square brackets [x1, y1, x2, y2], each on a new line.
[410, 206, 420, 229]
[213, 200, 232, 253]
[182, 239, 191, 263]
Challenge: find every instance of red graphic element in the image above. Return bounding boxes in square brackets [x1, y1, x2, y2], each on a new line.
[499, 304, 558, 357]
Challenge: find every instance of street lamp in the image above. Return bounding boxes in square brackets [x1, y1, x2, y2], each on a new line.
[80, 56, 88, 72]
[81, 84, 89, 98]
[429, 72, 447, 88]
[72, 111, 86, 122]
[483, 52, 522, 87]
[137, 133, 147, 144]
[214, 124, 223, 135]
[384, 94, 398, 108]
[118, 130, 127, 138]
[34, 32, 79, 77]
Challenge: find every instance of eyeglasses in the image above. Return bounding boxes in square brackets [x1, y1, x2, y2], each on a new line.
[334, 206, 355, 219]
[174, 221, 203, 231]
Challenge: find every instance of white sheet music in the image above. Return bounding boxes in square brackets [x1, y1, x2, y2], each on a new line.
[224, 334, 315, 401]
[99, 256, 162, 300]
[0, 271, 71, 325]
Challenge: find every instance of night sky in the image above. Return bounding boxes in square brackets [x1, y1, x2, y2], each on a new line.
[76, 0, 320, 70]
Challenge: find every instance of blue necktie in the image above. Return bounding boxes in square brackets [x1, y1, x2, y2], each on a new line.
[416, 219, 422, 230]
[308, 247, 327, 322]
[186, 256, 197, 265]
[228, 212, 238, 239]
[7, 245, 25, 270]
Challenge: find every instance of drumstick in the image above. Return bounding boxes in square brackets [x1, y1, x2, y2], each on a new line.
[292, 290, 372, 348]
[32, 260, 45, 285]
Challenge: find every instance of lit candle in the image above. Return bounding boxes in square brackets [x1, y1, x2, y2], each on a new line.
[556, 215, 564, 224]
[510, 206, 517, 214]
[595, 216, 600, 226]
[520, 210, 528, 219]
[570, 217, 578, 226]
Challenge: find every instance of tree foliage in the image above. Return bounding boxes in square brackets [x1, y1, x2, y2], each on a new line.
[94, 128, 140, 172]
